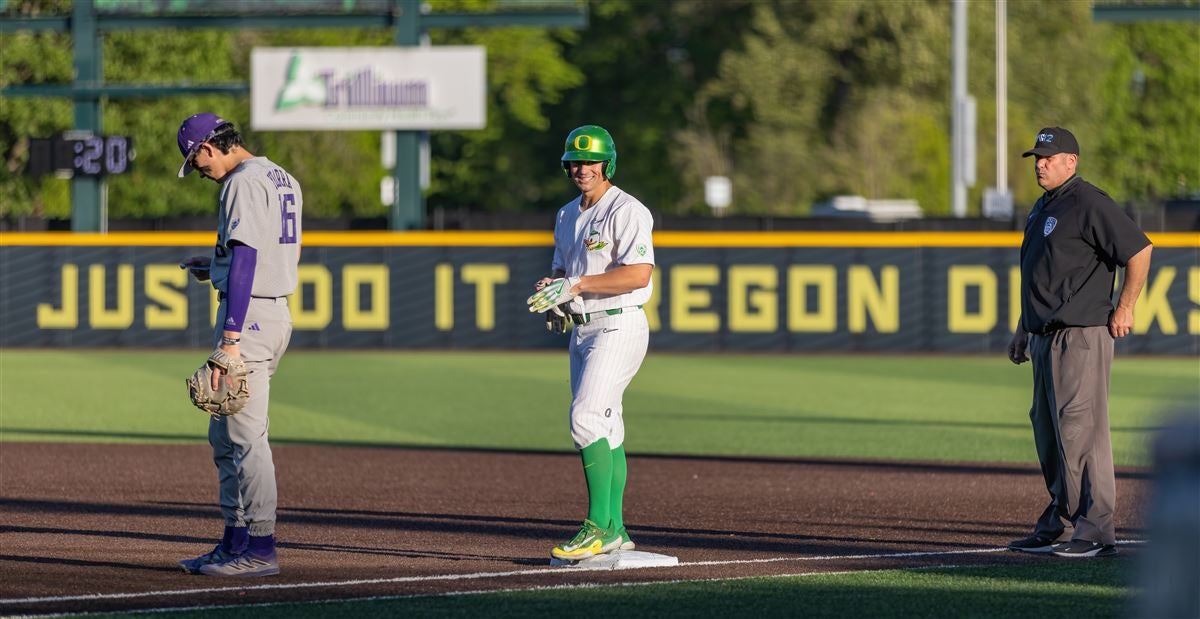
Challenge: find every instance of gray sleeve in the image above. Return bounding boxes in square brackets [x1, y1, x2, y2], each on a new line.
[224, 174, 275, 251]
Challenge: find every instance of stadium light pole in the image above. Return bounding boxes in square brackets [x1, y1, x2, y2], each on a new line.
[996, 0, 1007, 194]
[950, 0, 975, 218]
[981, 0, 1014, 221]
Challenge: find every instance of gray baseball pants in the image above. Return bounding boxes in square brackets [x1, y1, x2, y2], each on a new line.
[1028, 325, 1117, 545]
[210, 297, 293, 537]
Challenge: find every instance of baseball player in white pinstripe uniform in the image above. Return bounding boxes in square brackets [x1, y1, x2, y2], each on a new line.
[527, 125, 655, 561]
[175, 113, 301, 577]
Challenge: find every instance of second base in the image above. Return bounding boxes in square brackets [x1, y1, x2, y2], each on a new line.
[550, 550, 679, 569]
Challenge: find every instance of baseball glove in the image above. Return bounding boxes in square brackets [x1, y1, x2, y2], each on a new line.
[186, 349, 250, 416]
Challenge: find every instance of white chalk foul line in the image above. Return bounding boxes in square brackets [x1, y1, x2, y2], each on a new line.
[678, 546, 1006, 567]
[0, 541, 1146, 608]
[107, 563, 981, 617]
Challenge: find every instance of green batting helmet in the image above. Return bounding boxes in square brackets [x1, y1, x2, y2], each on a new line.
[561, 125, 617, 179]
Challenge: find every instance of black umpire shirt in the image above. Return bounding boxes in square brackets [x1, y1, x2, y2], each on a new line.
[1019, 175, 1151, 335]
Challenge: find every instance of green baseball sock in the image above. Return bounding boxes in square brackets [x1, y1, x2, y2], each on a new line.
[609, 444, 627, 533]
[580, 438, 612, 527]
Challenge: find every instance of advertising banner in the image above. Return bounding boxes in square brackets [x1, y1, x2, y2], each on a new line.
[251, 47, 486, 130]
[1, 232, 1195, 354]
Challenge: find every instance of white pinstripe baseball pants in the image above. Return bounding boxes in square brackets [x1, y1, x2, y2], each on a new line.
[568, 310, 649, 450]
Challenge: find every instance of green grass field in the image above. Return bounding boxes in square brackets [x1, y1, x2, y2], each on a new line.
[129, 559, 1142, 619]
[0, 350, 1194, 465]
[0, 350, 1190, 617]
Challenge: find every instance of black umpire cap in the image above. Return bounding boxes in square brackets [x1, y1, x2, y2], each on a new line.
[1022, 127, 1080, 158]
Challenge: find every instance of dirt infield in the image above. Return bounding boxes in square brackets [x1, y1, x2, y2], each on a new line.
[0, 443, 1150, 615]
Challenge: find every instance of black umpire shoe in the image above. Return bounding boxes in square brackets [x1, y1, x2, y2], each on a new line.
[1051, 540, 1119, 558]
[1007, 534, 1060, 553]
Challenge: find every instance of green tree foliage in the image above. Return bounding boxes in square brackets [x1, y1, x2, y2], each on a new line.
[825, 90, 950, 215]
[427, 23, 583, 212]
[102, 29, 244, 218]
[674, 0, 955, 215]
[0, 0, 74, 218]
[0, 0, 583, 220]
[1, 0, 1196, 222]
[688, 2, 832, 215]
[1092, 22, 1200, 202]
[517, 0, 757, 214]
[999, 0, 1112, 209]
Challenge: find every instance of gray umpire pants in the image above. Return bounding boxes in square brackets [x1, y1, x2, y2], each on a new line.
[1028, 325, 1117, 545]
[210, 297, 293, 537]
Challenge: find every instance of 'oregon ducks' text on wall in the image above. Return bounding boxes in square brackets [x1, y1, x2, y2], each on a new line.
[2, 232, 1195, 354]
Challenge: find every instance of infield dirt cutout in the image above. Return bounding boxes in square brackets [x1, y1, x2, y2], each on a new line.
[0, 443, 1148, 615]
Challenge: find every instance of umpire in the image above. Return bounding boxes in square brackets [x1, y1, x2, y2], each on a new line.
[1006, 127, 1152, 558]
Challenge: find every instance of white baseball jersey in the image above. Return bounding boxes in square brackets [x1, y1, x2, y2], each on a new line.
[552, 186, 655, 313]
[551, 185, 654, 451]
[209, 157, 302, 297]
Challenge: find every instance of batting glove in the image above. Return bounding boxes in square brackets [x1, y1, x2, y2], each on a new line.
[527, 277, 578, 313]
[546, 304, 570, 334]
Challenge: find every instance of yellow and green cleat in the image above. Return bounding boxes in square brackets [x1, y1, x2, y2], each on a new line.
[551, 519, 623, 560]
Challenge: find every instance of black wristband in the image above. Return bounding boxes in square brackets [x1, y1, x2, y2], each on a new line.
[221, 336, 241, 346]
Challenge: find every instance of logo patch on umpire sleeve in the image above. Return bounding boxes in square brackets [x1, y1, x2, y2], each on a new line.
[1043, 216, 1057, 237]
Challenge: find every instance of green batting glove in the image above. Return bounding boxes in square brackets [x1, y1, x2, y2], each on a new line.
[527, 277, 578, 313]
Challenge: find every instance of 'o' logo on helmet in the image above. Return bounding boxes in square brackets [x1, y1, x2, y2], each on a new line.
[573, 135, 593, 150]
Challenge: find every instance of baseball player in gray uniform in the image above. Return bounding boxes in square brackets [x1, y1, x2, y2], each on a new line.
[527, 125, 655, 561]
[176, 113, 301, 577]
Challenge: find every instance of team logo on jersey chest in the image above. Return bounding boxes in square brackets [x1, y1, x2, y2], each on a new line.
[1043, 217, 1057, 237]
[584, 230, 608, 251]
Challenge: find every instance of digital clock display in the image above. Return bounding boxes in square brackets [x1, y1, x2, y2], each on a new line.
[69, 136, 133, 176]
[73, 137, 103, 175]
[27, 134, 134, 178]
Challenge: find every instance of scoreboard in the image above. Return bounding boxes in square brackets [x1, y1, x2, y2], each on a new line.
[27, 133, 135, 178]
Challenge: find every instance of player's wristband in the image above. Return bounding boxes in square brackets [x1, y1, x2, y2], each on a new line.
[221, 336, 241, 346]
